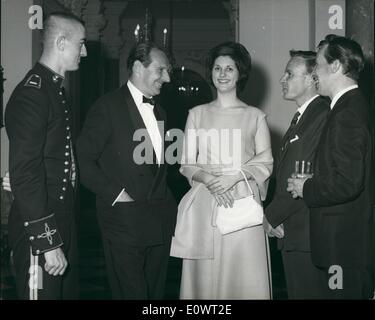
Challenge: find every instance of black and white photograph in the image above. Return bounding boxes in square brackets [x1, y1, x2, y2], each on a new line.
[0, 0, 374, 309]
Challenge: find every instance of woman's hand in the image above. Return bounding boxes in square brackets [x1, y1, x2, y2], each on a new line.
[206, 173, 241, 195]
[213, 190, 234, 208]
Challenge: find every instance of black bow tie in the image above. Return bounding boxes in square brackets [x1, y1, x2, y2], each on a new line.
[143, 96, 155, 106]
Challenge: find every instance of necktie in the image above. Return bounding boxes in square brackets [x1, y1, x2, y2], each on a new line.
[143, 96, 155, 106]
[282, 111, 300, 150]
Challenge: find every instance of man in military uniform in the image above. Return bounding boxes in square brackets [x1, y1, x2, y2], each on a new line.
[5, 12, 87, 299]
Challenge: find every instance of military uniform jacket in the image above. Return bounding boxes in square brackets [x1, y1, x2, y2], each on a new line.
[5, 63, 75, 255]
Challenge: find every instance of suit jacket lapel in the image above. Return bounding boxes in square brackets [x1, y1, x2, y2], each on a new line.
[277, 98, 318, 171]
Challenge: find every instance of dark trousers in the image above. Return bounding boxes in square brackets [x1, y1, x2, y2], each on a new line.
[282, 250, 322, 299]
[102, 237, 171, 299]
[10, 188, 78, 300]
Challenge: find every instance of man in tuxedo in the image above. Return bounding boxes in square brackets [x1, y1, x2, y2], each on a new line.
[287, 35, 374, 299]
[5, 12, 87, 299]
[76, 42, 177, 299]
[264, 50, 329, 299]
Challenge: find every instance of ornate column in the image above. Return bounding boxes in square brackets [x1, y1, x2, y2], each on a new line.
[346, 0, 374, 104]
[346, 0, 374, 187]
[55, 0, 88, 18]
[101, 1, 129, 59]
[101, 1, 129, 91]
[119, 11, 135, 85]
[222, 0, 238, 41]
[81, 0, 106, 41]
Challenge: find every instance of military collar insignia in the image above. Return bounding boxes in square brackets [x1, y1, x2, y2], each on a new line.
[51, 73, 64, 87]
[24, 74, 42, 89]
[52, 75, 60, 83]
[36, 62, 64, 87]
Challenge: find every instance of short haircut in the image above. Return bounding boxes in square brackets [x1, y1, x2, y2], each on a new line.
[317, 34, 365, 81]
[42, 12, 85, 49]
[207, 41, 252, 92]
[289, 50, 317, 74]
[127, 42, 168, 76]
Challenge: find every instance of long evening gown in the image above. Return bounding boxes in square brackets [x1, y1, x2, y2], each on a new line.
[171, 104, 273, 299]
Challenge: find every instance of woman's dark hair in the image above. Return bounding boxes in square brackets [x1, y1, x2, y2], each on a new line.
[207, 41, 252, 92]
[317, 34, 364, 81]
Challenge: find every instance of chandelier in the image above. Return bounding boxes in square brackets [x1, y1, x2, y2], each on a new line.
[133, 6, 202, 99]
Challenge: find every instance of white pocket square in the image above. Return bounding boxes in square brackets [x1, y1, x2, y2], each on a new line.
[290, 135, 299, 143]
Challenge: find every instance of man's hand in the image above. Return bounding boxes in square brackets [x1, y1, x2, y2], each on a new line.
[2, 171, 11, 192]
[44, 248, 68, 276]
[116, 190, 134, 202]
[263, 216, 284, 238]
[287, 174, 312, 198]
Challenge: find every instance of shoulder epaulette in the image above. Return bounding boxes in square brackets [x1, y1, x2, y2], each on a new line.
[24, 74, 42, 89]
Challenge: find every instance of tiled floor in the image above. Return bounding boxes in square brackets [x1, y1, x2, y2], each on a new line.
[1, 208, 287, 300]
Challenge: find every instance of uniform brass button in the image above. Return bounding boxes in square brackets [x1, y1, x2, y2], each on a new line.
[24, 222, 29, 227]
[65, 161, 69, 165]
[66, 126, 70, 130]
[64, 169, 69, 173]
[65, 152, 69, 156]
[62, 187, 66, 191]
[65, 110, 68, 113]
[36, 250, 40, 254]
[63, 179, 67, 183]
[29, 236, 34, 241]
[66, 145, 69, 149]
[60, 196, 64, 200]
[66, 118, 69, 121]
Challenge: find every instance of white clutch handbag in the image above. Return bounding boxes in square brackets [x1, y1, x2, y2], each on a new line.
[216, 170, 263, 235]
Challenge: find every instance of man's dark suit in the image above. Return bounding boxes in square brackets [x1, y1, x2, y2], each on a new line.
[76, 84, 177, 299]
[303, 88, 374, 299]
[265, 96, 329, 298]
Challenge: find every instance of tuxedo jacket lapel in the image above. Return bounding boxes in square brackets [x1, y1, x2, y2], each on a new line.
[120, 85, 156, 177]
[121, 85, 167, 198]
[148, 102, 168, 199]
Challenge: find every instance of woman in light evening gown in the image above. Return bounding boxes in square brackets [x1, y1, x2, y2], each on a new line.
[170, 41, 274, 299]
